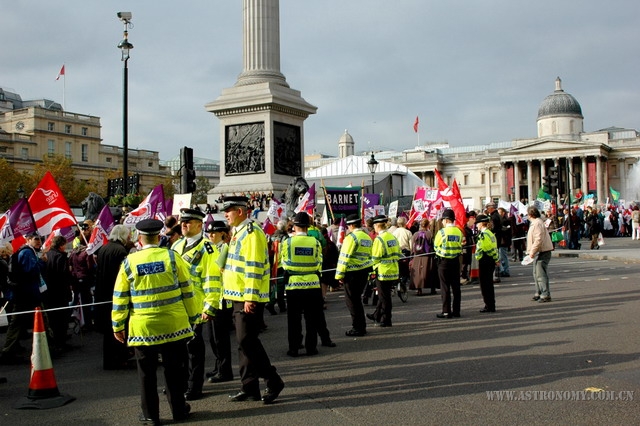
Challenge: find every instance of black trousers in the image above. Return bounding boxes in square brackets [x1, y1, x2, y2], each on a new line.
[479, 257, 496, 310]
[438, 257, 461, 315]
[373, 279, 393, 325]
[135, 338, 189, 421]
[343, 267, 372, 332]
[204, 303, 233, 379]
[232, 301, 280, 393]
[186, 323, 205, 393]
[286, 288, 322, 352]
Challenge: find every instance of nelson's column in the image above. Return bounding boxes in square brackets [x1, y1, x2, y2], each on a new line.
[206, 0, 317, 196]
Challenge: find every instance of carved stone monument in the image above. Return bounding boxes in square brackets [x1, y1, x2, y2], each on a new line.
[206, 0, 316, 196]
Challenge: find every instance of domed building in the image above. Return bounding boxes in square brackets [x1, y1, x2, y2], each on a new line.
[537, 77, 584, 138]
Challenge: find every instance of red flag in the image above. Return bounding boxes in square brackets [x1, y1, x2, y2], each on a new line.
[56, 64, 65, 81]
[413, 116, 419, 133]
[28, 171, 77, 236]
[450, 180, 467, 231]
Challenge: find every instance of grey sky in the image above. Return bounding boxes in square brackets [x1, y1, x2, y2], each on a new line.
[2, 0, 639, 162]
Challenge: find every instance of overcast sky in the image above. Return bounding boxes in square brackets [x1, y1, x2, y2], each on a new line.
[3, 0, 639, 163]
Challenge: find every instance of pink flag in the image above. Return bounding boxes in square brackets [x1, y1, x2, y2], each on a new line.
[43, 226, 76, 250]
[56, 64, 65, 81]
[336, 216, 346, 247]
[261, 217, 276, 236]
[0, 198, 37, 250]
[294, 183, 316, 215]
[123, 185, 165, 228]
[413, 116, 419, 133]
[86, 205, 116, 255]
[28, 171, 77, 236]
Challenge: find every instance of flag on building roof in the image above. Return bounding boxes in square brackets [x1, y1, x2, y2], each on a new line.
[413, 116, 419, 133]
[28, 171, 77, 237]
[55, 64, 65, 81]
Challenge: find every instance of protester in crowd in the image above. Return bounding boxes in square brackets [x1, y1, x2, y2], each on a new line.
[474, 215, 499, 313]
[267, 220, 289, 315]
[460, 211, 476, 285]
[586, 208, 602, 250]
[0, 233, 46, 364]
[0, 243, 13, 317]
[497, 207, 511, 277]
[42, 235, 73, 354]
[112, 219, 197, 425]
[171, 208, 222, 401]
[631, 206, 640, 240]
[94, 224, 132, 370]
[159, 216, 178, 248]
[335, 214, 373, 337]
[69, 227, 96, 331]
[202, 220, 234, 384]
[393, 217, 413, 254]
[366, 215, 401, 327]
[434, 209, 464, 319]
[409, 218, 434, 296]
[526, 206, 554, 303]
[222, 196, 285, 404]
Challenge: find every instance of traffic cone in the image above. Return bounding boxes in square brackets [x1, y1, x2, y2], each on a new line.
[14, 307, 75, 409]
[469, 246, 479, 284]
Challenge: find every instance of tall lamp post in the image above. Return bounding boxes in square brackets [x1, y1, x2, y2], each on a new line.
[117, 12, 133, 196]
[367, 153, 379, 193]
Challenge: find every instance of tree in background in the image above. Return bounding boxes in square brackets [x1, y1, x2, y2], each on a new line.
[0, 158, 32, 211]
[193, 175, 212, 205]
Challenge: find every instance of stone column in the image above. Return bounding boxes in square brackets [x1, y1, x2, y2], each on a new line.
[236, 0, 288, 87]
[619, 158, 626, 198]
[485, 166, 491, 204]
[513, 161, 520, 202]
[596, 156, 603, 203]
[526, 160, 533, 203]
[499, 165, 506, 201]
[581, 156, 588, 195]
[568, 157, 574, 198]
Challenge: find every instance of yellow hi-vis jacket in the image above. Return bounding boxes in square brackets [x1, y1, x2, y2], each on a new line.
[280, 233, 323, 290]
[475, 228, 499, 262]
[335, 228, 373, 280]
[112, 247, 199, 346]
[172, 235, 222, 318]
[434, 224, 464, 259]
[223, 219, 270, 302]
[372, 230, 401, 281]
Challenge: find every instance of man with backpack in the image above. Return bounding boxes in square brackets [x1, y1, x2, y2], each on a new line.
[0, 233, 47, 364]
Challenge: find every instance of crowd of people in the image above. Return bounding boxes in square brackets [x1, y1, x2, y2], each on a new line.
[1, 193, 638, 423]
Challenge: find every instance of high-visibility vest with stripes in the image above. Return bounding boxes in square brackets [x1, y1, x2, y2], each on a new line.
[434, 225, 463, 259]
[222, 220, 271, 302]
[172, 236, 222, 318]
[372, 231, 401, 281]
[335, 229, 373, 280]
[112, 247, 199, 346]
[475, 228, 499, 262]
[280, 234, 323, 290]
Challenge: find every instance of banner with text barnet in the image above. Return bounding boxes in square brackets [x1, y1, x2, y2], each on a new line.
[324, 186, 361, 222]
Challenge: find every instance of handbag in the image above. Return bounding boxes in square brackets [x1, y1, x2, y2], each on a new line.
[597, 232, 605, 246]
[551, 231, 563, 243]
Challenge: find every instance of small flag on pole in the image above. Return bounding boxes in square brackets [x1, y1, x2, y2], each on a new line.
[413, 116, 419, 133]
[55, 65, 65, 81]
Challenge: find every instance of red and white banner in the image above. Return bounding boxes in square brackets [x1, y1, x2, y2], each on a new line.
[28, 171, 77, 236]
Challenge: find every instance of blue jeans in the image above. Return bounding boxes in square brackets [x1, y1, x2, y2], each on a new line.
[533, 251, 551, 297]
[499, 247, 510, 275]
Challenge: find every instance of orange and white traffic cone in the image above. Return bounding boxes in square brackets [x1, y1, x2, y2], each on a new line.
[469, 246, 480, 284]
[14, 307, 75, 409]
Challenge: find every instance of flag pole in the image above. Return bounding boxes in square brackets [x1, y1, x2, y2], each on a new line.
[321, 180, 335, 223]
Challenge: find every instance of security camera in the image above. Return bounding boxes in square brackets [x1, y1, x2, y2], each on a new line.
[117, 12, 132, 22]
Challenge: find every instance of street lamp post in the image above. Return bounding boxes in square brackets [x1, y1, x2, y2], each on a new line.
[367, 153, 379, 193]
[117, 12, 133, 196]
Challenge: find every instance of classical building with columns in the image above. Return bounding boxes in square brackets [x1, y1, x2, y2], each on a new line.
[306, 77, 640, 209]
